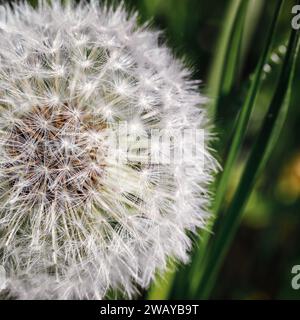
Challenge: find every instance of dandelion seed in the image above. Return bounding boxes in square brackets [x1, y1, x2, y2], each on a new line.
[0, 0, 217, 300]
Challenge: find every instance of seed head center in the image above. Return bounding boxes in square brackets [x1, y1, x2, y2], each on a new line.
[4, 104, 106, 208]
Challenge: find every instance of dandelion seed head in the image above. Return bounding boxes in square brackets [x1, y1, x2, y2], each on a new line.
[0, 0, 217, 299]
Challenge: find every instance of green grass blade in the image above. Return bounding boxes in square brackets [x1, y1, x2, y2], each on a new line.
[221, 0, 248, 95]
[212, 0, 284, 222]
[208, 0, 245, 118]
[196, 19, 300, 299]
[187, 0, 284, 299]
[147, 267, 175, 300]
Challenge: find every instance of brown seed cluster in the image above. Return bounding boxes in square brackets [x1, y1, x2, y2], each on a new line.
[3, 104, 107, 209]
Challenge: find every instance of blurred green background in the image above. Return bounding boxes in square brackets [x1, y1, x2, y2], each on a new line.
[23, 0, 300, 299]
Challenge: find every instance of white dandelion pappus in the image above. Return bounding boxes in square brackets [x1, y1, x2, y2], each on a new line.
[0, 0, 218, 299]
